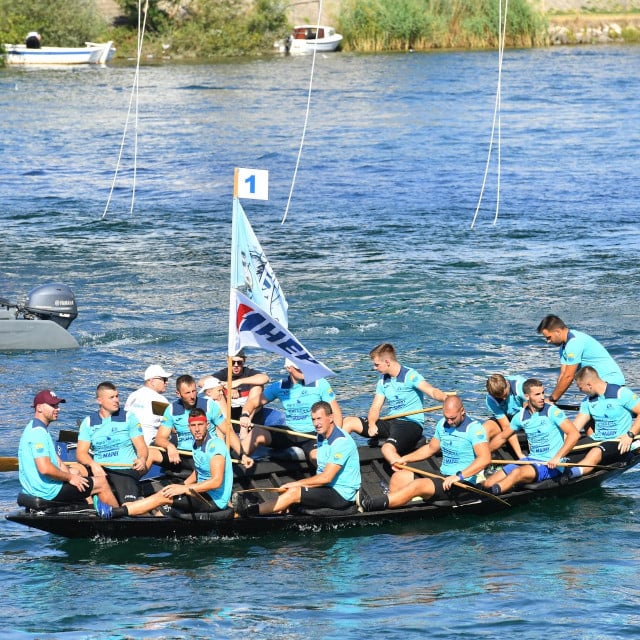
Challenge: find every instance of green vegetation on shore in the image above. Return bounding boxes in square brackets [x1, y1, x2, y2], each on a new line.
[338, 0, 546, 50]
[5, 0, 636, 60]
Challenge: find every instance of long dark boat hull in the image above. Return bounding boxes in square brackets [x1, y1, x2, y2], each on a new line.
[6, 446, 638, 540]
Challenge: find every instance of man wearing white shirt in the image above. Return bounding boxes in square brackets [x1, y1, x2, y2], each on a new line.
[125, 364, 172, 444]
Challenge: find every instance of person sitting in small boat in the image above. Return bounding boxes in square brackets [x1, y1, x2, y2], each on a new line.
[199, 349, 269, 423]
[483, 373, 526, 457]
[233, 401, 360, 517]
[341, 342, 449, 465]
[25, 31, 42, 49]
[124, 364, 172, 445]
[537, 314, 625, 404]
[93, 408, 233, 519]
[18, 389, 117, 507]
[150, 374, 252, 471]
[76, 381, 148, 506]
[483, 378, 580, 496]
[359, 396, 489, 512]
[238, 359, 342, 462]
[564, 367, 640, 480]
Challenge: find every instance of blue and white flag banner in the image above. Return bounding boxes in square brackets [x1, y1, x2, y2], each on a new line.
[228, 289, 334, 384]
[230, 198, 289, 327]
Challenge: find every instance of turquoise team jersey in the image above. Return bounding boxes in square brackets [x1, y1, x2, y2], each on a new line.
[263, 377, 336, 433]
[316, 427, 361, 501]
[560, 329, 625, 385]
[18, 419, 63, 500]
[192, 433, 233, 509]
[579, 383, 639, 441]
[510, 403, 568, 461]
[485, 375, 527, 420]
[160, 397, 225, 450]
[434, 415, 487, 479]
[78, 409, 143, 467]
[376, 366, 426, 425]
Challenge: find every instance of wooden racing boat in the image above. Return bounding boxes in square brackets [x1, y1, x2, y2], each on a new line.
[6, 443, 639, 540]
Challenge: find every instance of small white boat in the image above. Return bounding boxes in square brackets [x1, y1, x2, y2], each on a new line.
[2, 41, 115, 66]
[286, 25, 343, 55]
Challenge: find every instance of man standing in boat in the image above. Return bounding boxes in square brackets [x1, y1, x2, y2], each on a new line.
[341, 343, 449, 465]
[151, 374, 253, 470]
[483, 378, 580, 496]
[92, 407, 233, 519]
[359, 396, 489, 511]
[234, 401, 360, 517]
[18, 389, 117, 507]
[537, 315, 625, 403]
[76, 381, 149, 505]
[564, 367, 640, 480]
[238, 359, 342, 461]
[124, 364, 172, 445]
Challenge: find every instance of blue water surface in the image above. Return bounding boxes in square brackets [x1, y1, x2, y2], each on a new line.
[1, 45, 639, 638]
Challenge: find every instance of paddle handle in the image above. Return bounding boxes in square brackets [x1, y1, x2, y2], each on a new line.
[230, 419, 316, 440]
[396, 462, 511, 506]
[489, 459, 616, 470]
[380, 405, 443, 421]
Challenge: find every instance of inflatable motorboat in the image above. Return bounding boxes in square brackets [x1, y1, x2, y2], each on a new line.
[0, 283, 79, 351]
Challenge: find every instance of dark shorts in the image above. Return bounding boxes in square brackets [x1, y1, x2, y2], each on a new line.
[154, 448, 195, 474]
[171, 493, 221, 513]
[54, 478, 94, 503]
[106, 469, 144, 503]
[267, 427, 317, 456]
[360, 417, 423, 455]
[299, 486, 353, 509]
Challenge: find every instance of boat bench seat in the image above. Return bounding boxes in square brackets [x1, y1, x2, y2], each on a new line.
[17, 491, 87, 512]
[297, 504, 358, 517]
[174, 508, 234, 521]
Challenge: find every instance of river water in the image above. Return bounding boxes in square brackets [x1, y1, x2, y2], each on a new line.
[1, 45, 639, 638]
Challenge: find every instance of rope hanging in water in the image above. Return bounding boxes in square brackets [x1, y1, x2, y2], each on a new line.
[102, 0, 149, 220]
[470, 0, 509, 229]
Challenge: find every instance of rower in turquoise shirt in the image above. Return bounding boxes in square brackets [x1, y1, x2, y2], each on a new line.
[18, 419, 63, 500]
[316, 426, 361, 501]
[192, 432, 233, 509]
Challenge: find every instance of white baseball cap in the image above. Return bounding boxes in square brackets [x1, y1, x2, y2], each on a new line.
[199, 376, 223, 394]
[144, 364, 172, 381]
[284, 358, 301, 370]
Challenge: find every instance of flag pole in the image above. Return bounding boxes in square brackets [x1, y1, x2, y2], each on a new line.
[225, 170, 241, 451]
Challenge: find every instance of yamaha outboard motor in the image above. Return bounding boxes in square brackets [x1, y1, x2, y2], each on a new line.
[23, 283, 78, 330]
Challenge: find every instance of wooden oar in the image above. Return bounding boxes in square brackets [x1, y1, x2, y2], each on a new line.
[395, 462, 511, 507]
[0, 457, 137, 473]
[490, 459, 618, 471]
[150, 444, 193, 457]
[230, 419, 316, 440]
[0, 457, 18, 472]
[380, 405, 443, 421]
[572, 435, 640, 452]
[235, 487, 286, 494]
[189, 487, 213, 507]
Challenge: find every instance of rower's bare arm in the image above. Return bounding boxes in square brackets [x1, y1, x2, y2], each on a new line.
[330, 398, 343, 427]
[550, 364, 578, 402]
[466, 441, 491, 477]
[232, 373, 269, 388]
[572, 412, 591, 435]
[551, 419, 580, 466]
[402, 437, 440, 464]
[75, 440, 105, 476]
[417, 380, 448, 402]
[366, 394, 385, 430]
[131, 435, 148, 471]
[300, 462, 341, 487]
